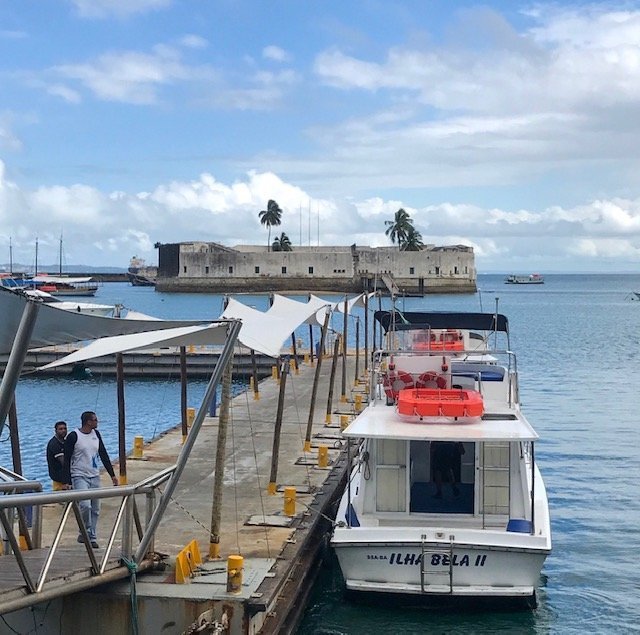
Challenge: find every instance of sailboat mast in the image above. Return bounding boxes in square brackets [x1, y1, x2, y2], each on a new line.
[9, 237, 12, 275]
[59, 233, 63, 276]
[34, 237, 38, 275]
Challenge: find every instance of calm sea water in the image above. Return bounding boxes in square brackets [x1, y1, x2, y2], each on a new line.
[3, 276, 640, 633]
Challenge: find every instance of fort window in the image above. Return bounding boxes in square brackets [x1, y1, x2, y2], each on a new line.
[183, 266, 187, 273]
[282, 266, 287, 274]
[409, 267, 415, 275]
[454, 266, 459, 274]
[205, 266, 209, 274]
[255, 266, 260, 274]
[228, 266, 234, 274]
[308, 266, 314, 274]
[435, 266, 440, 275]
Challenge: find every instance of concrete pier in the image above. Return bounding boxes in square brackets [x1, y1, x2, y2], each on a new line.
[3, 352, 367, 634]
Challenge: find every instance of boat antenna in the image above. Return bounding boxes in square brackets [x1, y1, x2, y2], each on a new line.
[34, 236, 38, 275]
[9, 236, 12, 275]
[59, 230, 63, 276]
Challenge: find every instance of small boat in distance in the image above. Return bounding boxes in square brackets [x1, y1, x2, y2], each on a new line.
[331, 311, 551, 606]
[505, 273, 544, 284]
[127, 256, 158, 287]
[32, 275, 99, 296]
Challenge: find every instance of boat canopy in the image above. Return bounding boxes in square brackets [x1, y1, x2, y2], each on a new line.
[375, 311, 509, 334]
[343, 405, 538, 442]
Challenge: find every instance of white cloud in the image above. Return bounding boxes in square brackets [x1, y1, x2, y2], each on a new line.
[52, 45, 207, 104]
[69, 0, 172, 19]
[180, 35, 208, 49]
[1, 160, 640, 270]
[46, 84, 82, 103]
[262, 46, 290, 63]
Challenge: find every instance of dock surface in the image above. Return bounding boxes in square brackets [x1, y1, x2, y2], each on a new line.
[2, 351, 367, 634]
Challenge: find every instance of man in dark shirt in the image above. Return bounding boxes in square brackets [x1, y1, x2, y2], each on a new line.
[431, 441, 465, 498]
[46, 421, 67, 491]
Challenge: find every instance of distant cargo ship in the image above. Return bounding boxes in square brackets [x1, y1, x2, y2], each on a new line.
[505, 273, 544, 285]
[127, 257, 158, 287]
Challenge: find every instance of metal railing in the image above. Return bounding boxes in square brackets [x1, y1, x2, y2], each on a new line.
[0, 465, 175, 597]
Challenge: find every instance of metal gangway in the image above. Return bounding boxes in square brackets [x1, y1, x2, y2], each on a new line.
[0, 465, 175, 615]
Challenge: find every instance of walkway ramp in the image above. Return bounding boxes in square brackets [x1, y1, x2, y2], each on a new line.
[380, 272, 400, 295]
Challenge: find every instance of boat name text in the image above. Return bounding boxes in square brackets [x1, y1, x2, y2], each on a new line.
[366, 553, 488, 567]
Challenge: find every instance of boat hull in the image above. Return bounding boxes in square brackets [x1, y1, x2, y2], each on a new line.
[332, 538, 547, 597]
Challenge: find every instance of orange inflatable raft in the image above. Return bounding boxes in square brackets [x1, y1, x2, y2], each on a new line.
[397, 388, 484, 418]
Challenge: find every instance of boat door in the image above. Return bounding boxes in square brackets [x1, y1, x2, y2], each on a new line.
[409, 441, 475, 513]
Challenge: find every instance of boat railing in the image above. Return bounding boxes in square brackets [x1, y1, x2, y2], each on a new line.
[370, 348, 519, 408]
[0, 465, 176, 598]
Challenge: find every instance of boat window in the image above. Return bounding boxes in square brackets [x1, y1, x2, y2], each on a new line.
[375, 439, 406, 513]
[481, 442, 510, 516]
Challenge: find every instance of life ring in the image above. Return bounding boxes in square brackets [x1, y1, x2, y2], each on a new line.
[416, 371, 448, 389]
[383, 370, 415, 399]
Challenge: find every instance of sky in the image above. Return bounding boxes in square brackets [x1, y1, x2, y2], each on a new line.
[2, 1, 640, 272]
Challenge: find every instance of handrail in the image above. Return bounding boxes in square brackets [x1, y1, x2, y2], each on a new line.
[0, 464, 178, 603]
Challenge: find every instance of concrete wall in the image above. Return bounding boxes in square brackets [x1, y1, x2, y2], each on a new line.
[156, 242, 477, 294]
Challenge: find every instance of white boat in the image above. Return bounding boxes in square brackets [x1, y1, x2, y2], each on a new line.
[31, 275, 99, 296]
[22, 288, 116, 316]
[505, 274, 544, 285]
[331, 311, 551, 606]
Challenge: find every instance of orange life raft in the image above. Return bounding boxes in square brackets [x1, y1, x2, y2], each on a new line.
[397, 388, 484, 418]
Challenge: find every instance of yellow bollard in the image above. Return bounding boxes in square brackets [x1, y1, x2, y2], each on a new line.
[303, 353, 309, 364]
[318, 445, 329, 468]
[227, 555, 244, 592]
[340, 415, 349, 431]
[284, 486, 296, 517]
[354, 394, 363, 413]
[249, 376, 254, 391]
[133, 435, 144, 458]
[271, 365, 278, 380]
[187, 407, 195, 426]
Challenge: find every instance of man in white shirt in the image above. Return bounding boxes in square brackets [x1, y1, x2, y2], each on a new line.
[63, 411, 118, 548]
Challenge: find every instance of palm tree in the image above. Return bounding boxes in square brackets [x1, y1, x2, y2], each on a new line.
[272, 232, 292, 252]
[259, 199, 283, 251]
[401, 225, 424, 251]
[385, 208, 414, 245]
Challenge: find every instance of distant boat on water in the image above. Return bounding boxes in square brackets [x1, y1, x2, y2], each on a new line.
[505, 274, 544, 285]
[127, 256, 157, 287]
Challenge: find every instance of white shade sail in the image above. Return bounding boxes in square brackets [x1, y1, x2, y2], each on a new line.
[0, 287, 211, 354]
[37, 322, 234, 371]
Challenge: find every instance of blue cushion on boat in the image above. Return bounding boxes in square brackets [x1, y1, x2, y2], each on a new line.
[345, 503, 360, 527]
[507, 518, 532, 533]
[454, 371, 504, 382]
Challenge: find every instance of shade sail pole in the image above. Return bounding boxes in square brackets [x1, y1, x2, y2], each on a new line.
[303, 308, 331, 452]
[134, 319, 241, 562]
[0, 300, 40, 436]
